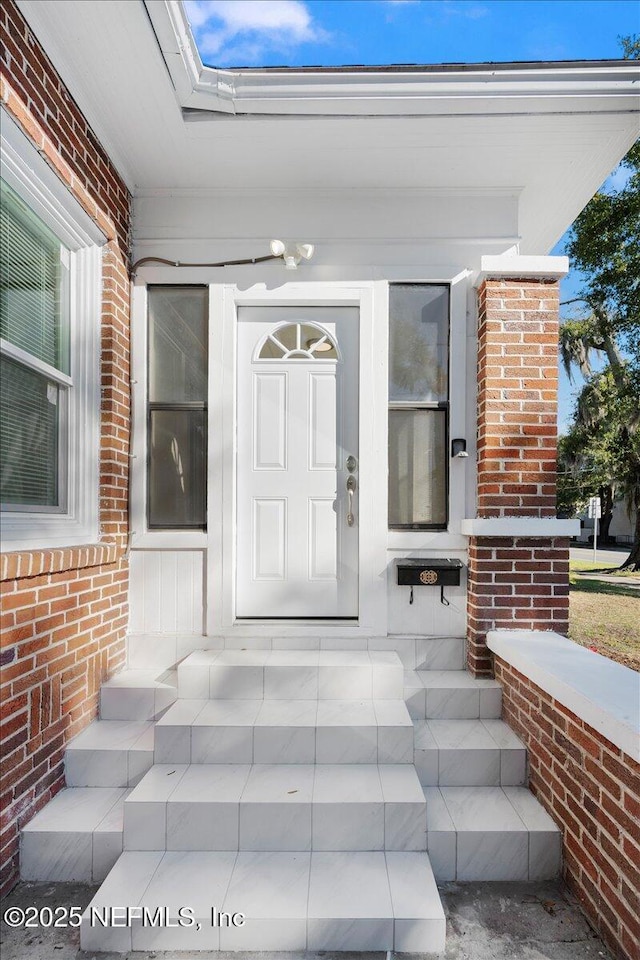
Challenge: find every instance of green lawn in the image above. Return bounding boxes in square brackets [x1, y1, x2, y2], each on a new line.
[569, 561, 640, 671]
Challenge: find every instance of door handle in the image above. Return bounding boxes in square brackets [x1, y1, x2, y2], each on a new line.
[346, 475, 356, 527]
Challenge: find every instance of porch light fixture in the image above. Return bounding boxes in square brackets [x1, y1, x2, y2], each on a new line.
[270, 239, 315, 270]
[451, 438, 468, 458]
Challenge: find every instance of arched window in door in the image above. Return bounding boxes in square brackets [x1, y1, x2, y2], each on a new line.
[255, 321, 340, 361]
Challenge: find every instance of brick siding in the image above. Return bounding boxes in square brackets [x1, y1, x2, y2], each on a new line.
[467, 536, 570, 675]
[468, 277, 569, 675]
[0, 0, 132, 894]
[495, 657, 640, 960]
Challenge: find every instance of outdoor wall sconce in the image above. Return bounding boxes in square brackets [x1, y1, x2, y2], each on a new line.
[451, 438, 468, 458]
[270, 239, 315, 270]
[130, 240, 314, 277]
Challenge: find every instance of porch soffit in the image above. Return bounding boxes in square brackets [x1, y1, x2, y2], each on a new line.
[14, 0, 640, 255]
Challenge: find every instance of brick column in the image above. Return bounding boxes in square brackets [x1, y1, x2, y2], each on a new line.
[467, 272, 570, 675]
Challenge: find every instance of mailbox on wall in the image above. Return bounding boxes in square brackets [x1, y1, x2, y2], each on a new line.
[395, 558, 464, 605]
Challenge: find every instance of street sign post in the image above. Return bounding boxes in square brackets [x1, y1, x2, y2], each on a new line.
[588, 496, 601, 563]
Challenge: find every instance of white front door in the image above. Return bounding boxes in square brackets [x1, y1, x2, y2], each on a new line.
[236, 305, 359, 618]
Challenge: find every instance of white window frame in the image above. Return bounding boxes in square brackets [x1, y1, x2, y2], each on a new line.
[1, 108, 105, 552]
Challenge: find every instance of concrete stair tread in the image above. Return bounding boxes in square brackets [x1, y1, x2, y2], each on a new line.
[123, 763, 427, 853]
[414, 718, 526, 787]
[67, 719, 154, 750]
[128, 761, 426, 805]
[22, 786, 126, 833]
[100, 670, 178, 721]
[415, 718, 524, 749]
[20, 787, 129, 883]
[81, 849, 446, 952]
[405, 670, 502, 720]
[181, 649, 402, 666]
[65, 721, 155, 788]
[155, 698, 415, 765]
[158, 697, 412, 727]
[416, 669, 501, 689]
[101, 668, 177, 690]
[423, 786, 561, 882]
[178, 649, 403, 700]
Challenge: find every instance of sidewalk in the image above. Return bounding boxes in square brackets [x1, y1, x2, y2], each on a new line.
[0, 878, 611, 959]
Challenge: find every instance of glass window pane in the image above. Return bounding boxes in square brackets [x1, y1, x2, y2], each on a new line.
[148, 408, 206, 528]
[389, 409, 446, 526]
[389, 285, 448, 402]
[0, 179, 69, 373]
[1, 356, 60, 507]
[148, 286, 208, 402]
[258, 322, 338, 360]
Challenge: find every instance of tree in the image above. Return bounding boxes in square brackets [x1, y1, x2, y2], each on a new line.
[559, 35, 640, 569]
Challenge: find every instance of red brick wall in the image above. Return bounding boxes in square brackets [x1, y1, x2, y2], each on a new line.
[476, 278, 560, 518]
[0, 1, 131, 894]
[467, 536, 570, 675]
[495, 657, 640, 960]
[468, 277, 569, 675]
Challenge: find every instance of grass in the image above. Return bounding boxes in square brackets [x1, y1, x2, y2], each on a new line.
[569, 561, 640, 671]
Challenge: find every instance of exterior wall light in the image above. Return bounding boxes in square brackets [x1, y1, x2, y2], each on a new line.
[270, 239, 315, 270]
[130, 241, 314, 277]
[451, 438, 468, 458]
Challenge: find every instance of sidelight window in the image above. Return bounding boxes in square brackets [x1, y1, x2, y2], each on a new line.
[147, 286, 208, 529]
[388, 283, 449, 528]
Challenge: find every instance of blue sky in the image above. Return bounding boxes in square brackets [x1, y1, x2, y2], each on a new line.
[185, 1, 638, 430]
[185, 1, 638, 68]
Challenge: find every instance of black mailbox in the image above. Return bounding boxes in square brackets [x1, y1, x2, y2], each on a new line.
[395, 558, 463, 586]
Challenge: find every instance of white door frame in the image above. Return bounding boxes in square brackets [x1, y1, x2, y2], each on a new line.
[207, 281, 388, 637]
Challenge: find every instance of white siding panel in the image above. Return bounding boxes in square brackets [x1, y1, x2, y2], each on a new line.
[129, 551, 204, 635]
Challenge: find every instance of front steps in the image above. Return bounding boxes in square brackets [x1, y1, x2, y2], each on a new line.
[81, 849, 445, 953]
[20, 644, 561, 954]
[124, 763, 426, 852]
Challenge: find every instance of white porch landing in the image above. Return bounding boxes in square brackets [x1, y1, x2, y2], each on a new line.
[20, 643, 561, 954]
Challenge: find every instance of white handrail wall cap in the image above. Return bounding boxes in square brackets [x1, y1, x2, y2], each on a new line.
[487, 629, 640, 760]
[474, 255, 569, 285]
[461, 518, 580, 537]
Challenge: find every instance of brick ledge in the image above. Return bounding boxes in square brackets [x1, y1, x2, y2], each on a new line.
[1, 542, 121, 581]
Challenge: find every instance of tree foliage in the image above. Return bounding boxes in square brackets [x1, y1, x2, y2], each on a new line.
[558, 35, 640, 569]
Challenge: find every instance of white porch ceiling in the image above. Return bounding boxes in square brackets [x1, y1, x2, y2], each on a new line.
[15, 0, 640, 254]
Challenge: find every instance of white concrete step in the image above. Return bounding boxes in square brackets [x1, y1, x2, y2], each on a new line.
[64, 720, 154, 787]
[123, 762, 427, 853]
[414, 718, 527, 786]
[154, 697, 413, 765]
[80, 849, 446, 952]
[177, 649, 403, 700]
[425, 786, 562, 881]
[405, 669, 502, 719]
[20, 787, 127, 882]
[414, 635, 466, 671]
[100, 668, 177, 720]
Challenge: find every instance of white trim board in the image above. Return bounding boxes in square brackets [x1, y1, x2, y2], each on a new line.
[487, 629, 640, 760]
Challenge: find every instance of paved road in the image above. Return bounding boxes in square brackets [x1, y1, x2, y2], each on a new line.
[570, 544, 631, 567]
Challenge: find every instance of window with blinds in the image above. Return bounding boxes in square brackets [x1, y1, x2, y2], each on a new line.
[388, 283, 449, 528]
[0, 178, 70, 511]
